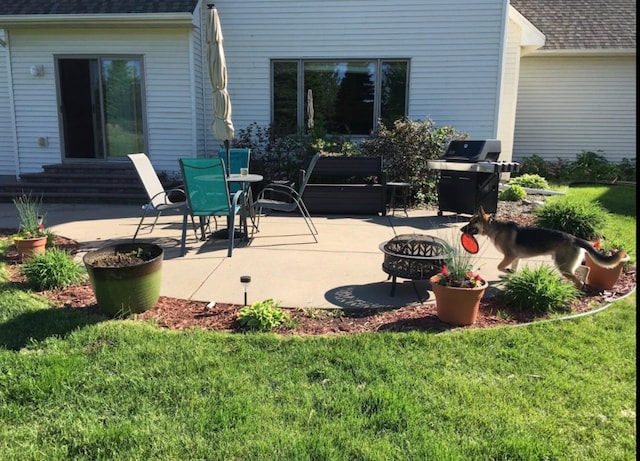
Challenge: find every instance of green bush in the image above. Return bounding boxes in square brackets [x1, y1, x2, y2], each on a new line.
[237, 298, 291, 331]
[516, 155, 550, 178]
[499, 184, 527, 201]
[500, 265, 579, 314]
[21, 247, 86, 291]
[533, 197, 609, 240]
[360, 117, 467, 206]
[509, 174, 549, 190]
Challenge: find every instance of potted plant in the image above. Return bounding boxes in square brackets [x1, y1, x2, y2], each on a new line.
[584, 239, 630, 290]
[12, 193, 48, 260]
[429, 235, 487, 326]
[83, 242, 164, 317]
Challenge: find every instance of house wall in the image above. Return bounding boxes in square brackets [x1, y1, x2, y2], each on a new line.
[513, 54, 636, 164]
[0, 30, 17, 179]
[4, 26, 198, 174]
[209, 0, 508, 155]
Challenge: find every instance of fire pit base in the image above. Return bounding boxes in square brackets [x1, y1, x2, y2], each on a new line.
[379, 234, 450, 297]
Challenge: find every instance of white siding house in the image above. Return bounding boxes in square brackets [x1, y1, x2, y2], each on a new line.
[0, 0, 634, 183]
[510, 0, 636, 164]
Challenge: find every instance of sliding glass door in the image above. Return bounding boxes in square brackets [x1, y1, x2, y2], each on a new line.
[57, 56, 146, 160]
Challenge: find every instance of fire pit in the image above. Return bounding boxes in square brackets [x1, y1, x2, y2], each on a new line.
[379, 234, 450, 297]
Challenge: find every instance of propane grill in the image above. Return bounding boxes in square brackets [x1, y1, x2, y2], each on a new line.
[427, 140, 520, 216]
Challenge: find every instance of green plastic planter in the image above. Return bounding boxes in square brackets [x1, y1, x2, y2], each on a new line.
[83, 243, 163, 317]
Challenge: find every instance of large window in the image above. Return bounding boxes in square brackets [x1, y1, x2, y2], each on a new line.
[273, 59, 408, 136]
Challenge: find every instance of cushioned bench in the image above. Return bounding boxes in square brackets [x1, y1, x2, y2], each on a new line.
[302, 156, 387, 215]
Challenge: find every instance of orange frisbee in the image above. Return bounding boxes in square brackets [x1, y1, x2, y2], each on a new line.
[461, 232, 479, 254]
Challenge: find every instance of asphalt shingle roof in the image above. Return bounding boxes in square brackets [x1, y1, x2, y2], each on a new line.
[0, 0, 200, 15]
[510, 0, 636, 50]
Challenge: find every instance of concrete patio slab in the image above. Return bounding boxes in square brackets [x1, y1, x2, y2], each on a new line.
[0, 202, 557, 310]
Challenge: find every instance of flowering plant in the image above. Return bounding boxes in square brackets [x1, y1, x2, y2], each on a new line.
[435, 235, 486, 288]
[12, 193, 47, 239]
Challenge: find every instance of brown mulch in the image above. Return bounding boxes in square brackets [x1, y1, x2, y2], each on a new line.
[2, 211, 636, 336]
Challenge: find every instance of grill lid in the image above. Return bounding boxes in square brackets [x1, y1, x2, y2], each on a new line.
[443, 140, 501, 162]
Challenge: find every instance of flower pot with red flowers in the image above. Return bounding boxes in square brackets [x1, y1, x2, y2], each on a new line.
[429, 235, 487, 326]
[584, 239, 630, 290]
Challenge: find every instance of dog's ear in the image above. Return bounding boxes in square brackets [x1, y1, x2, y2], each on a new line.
[479, 206, 487, 217]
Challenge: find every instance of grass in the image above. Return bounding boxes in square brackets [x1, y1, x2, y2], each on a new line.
[0, 185, 636, 460]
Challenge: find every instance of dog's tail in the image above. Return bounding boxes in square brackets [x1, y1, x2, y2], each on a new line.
[577, 239, 628, 268]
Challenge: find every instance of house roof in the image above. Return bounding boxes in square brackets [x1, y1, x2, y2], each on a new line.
[510, 0, 636, 50]
[0, 0, 200, 15]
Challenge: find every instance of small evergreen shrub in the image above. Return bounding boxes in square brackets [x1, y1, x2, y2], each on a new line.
[499, 184, 527, 201]
[534, 197, 608, 240]
[500, 266, 579, 314]
[237, 298, 291, 331]
[509, 174, 549, 190]
[21, 247, 86, 291]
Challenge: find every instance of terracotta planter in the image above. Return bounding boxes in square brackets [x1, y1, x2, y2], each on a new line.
[584, 252, 629, 290]
[429, 274, 487, 326]
[83, 243, 163, 317]
[15, 235, 47, 260]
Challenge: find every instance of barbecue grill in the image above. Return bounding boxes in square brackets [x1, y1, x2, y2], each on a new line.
[427, 139, 520, 216]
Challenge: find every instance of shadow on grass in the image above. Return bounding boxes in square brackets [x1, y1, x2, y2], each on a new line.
[0, 305, 107, 351]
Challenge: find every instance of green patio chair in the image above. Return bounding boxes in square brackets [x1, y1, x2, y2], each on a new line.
[217, 147, 251, 194]
[179, 157, 247, 257]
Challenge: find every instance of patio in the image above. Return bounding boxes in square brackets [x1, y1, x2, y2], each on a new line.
[0, 202, 555, 310]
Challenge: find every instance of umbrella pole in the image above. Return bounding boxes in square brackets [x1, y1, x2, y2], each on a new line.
[224, 139, 231, 177]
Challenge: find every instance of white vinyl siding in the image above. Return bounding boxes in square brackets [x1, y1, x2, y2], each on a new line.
[7, 26, 197, 174]
[513, 54, 636, 164]
[210, 0, 506, 149]
[0, 30, 16, 178]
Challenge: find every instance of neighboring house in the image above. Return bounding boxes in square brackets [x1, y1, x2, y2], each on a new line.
[0, 0, 634, 184]
[510, 0, 636, 164]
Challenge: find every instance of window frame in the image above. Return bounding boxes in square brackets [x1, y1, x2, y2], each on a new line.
[271, 58, 409, 136]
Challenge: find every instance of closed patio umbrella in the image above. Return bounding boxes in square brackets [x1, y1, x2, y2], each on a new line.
[207, 4, 234, 176]
[307, 89, 314, 130]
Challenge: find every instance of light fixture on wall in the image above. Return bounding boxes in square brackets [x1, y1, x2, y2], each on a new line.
[30, 65, 44, 77]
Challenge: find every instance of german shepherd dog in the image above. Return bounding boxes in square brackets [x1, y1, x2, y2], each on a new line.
[460, 207, 628, 288]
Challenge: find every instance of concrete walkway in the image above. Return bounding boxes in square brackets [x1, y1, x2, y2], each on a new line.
[0, 202, 555, 309]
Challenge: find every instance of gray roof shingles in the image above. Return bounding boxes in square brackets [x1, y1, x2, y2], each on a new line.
[0, 1, 200, 15]
[510, 0, 636, 50]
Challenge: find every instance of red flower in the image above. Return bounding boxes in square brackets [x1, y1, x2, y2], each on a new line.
[441, 265, 449, 276]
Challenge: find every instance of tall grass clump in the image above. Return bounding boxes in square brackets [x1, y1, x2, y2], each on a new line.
[500, 266, 580, 314]
[534, 197, 608, 240]
[21, 247, 86, 291]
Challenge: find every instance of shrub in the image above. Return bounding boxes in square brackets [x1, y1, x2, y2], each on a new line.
[509, 174, 549, 190]
[533, 197, 608, 240]
[237, 298, 291, 331]
[516, 154, 550, 177]
[21, 247, 86, 291]
[500, 265, 579, 314]
[360, 117, 467, 206]
[499, 184, 527, 201]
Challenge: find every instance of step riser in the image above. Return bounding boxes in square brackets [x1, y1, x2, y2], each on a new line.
[0, 163, 165, 204]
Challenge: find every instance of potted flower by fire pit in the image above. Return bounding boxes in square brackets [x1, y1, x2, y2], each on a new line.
[584, 239, 630, 290]
[11, 193, 48, 260]
[429, 236, 487, 326]
[83, 242, 163, 317]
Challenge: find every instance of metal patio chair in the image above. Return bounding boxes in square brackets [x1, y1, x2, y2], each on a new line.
[252, 152, 321, 242]
[179, 157, 247, 257]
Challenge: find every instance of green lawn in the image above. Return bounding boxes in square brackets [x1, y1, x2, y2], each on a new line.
[0, 185, 636, 460]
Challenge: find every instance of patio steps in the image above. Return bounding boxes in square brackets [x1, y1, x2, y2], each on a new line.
[0, 162, 174, 204]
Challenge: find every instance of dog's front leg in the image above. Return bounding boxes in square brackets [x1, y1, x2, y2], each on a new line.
[510, 259, 520, 272]
[497, 255, 518, 273]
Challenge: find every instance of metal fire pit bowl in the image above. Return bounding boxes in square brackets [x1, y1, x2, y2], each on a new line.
[379, 234, 450, 297]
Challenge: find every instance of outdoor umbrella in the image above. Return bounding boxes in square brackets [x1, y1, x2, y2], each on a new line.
[207, 5, 234, 176]
[307, 89, 314, 130]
